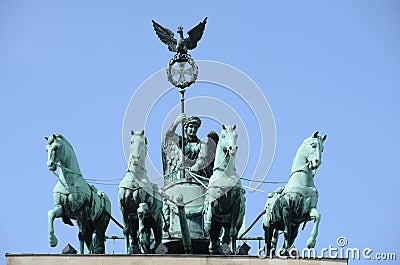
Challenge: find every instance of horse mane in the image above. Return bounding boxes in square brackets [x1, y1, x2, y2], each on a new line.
[292, 135, 323, 168]
[55, 134, 75, 153]
[303, 136, 315, 144]
[54, 134, 81, 172]
[294, 137, 313, 158]
[300, 136, 323, 151]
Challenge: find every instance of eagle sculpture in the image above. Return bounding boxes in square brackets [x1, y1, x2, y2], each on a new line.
[152, 17, 207, 57]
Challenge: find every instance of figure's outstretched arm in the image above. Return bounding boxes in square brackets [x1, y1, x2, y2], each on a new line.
[166, 113, 186, 137]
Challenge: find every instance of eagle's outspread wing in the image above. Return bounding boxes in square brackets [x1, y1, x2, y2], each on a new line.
[152, 20, 177, 52]
[185, 17, 207, 50]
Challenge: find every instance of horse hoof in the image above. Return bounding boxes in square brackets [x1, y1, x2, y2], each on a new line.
[306, 238, 316, 248]
[49, 235, 58, 247]
[130, 246, 141, 254]
[93, 247, 105, 254]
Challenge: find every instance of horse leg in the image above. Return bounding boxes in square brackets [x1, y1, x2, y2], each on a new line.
[131, 190, 142, 253]
[271, 228, 279, 251]
[93, 201, 111, 254]
[77, 219, 92, 254]
[93, 225, 107, 254]
[221, 226, 230, 245]
[282, 204, 292, 252]
[119, 188, 140, 253]
[289, 225, 299, 247]
[209, 221, 222, 254]
[152, 214, 163, 253]
[48, 205, 63, 247]
[137, 202, 150, 254]
[306, 208, 321, 248]
[204, 200, 214, 235]
[118, 188, 130, 253]
[162, 200, 170, 234]
[76, 205, 92, 254]
[48, 192, 64, 247]
[64, 191, 89, 254]
[125, 212, 140, 254]
[229, 189, 241, 254]
[142, 227, 151, 254]
[78, 230, 84, 254]
[76, 217, 86, 253]
[137, 218, 149, 253]
[262, 221, 275, 257]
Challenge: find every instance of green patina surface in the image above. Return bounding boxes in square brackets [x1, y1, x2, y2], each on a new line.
[46, 134, 111, 254]
[262, 131, 326, 255]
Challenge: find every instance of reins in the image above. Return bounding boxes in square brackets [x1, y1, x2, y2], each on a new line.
[212, 147, 230, 171]
[289, 161, 312, 178]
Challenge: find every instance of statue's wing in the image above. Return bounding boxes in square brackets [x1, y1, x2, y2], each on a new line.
[204, 130, 219, 178]
[152, 20, 177, 52]
[185, 17, 207, 50]
[161, 135, 182, 178]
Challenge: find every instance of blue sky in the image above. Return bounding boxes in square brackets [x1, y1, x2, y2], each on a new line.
[0, 1, 399, 264]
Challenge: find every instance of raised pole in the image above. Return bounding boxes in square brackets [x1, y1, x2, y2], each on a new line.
[179, 88, 187, 180]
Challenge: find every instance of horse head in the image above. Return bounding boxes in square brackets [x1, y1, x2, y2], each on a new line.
[129, 130, 148, 171]
[220, 125, 238, 156]
[45, 134, 65, 172]
[302, 131, 327, 170]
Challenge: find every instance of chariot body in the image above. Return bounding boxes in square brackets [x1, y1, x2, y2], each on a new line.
[160, 114, 245, 254]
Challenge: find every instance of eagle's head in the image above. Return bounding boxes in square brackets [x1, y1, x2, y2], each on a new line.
[177, 26, 183, 34]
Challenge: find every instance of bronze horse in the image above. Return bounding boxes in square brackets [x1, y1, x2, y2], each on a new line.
[204, 125, 245, 254]
[46, 134, 111, 254]
[118, 130, 163, 253]
[263, 131, 326, 256]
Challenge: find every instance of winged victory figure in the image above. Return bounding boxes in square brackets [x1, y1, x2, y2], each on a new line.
[152, 17, 207, 59]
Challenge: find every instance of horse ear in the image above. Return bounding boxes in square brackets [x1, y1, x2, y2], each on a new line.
[322, 135, 327, 141]
[140, 130, 145, 136]
[312, 131, 319, 138]
[131, 130, 134, 135]
[44, 136, 49, 141]
[222, 124, 226, 130]
[52, 134, 57, 139]
[232, 125, 236, 130]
